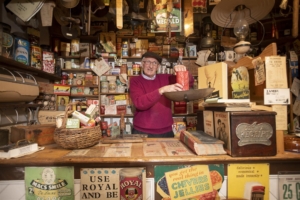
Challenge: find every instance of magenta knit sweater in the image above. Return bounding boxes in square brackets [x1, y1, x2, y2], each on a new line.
[129, 74, 194, 134]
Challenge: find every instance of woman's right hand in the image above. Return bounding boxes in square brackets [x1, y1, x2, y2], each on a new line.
[159, 83, 183, 95]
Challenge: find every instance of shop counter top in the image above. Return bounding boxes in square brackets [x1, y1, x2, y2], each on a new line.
[0, 137, 300, 180]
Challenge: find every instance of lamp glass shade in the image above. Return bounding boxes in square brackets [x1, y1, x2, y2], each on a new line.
[233, 10, 249, 40]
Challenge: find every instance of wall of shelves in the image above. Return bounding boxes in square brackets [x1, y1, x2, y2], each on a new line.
[0, 56, 61, 81]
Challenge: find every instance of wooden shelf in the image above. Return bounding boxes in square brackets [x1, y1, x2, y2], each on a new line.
[62, 68, 93, 72]
[79, 35, 98, 42]
[70, 94, 98, 97]
[58, 55, 81, 59]
[0, 56, 61, 81]
[100, 114, 133, 117]
[70, 84, 98, 88]
[101, 92, 128, 95]
[116, 35, 155, 39]
[173, 113, 197, 117]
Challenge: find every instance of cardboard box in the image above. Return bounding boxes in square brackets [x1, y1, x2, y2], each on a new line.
[10, 124, 56, 145]
[38, 110, 64, 124]
[54, 84, 71, 96]
[38, 82, 54, 94]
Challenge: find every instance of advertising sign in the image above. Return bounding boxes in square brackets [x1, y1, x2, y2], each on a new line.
[25, 167, 74, 200]
[155, 164, 224, 200]
[151, 0, 182, 33]
[80, 168, 146, 200]
[228, 163, 269, 200]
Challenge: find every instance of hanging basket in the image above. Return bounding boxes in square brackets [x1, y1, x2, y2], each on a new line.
[53, 102, 101, 149]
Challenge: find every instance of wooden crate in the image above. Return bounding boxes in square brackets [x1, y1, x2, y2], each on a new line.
[10, 125, 56, 145]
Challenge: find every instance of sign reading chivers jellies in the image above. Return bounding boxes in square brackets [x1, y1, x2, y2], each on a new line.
[80, 168, 146, 200]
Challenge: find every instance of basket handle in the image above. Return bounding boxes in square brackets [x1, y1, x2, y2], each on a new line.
[60, 102, 87, 129]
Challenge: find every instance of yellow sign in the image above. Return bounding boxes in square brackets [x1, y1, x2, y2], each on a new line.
[165, 165, 212, 199]
[228, 163, 269, 200]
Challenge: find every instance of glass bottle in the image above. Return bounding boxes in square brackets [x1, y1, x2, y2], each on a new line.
[125, 118, 133, 134]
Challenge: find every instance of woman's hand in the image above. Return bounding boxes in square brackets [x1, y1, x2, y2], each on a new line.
[159, 83, 183, 95]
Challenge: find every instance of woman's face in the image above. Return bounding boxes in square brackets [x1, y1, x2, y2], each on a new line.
[142, 58, 160, 78]
[60, 98, 65, 105]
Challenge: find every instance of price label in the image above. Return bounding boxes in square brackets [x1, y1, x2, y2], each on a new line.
[278, 172, 300, 200]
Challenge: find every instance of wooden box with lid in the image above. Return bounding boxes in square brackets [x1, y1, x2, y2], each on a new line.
[224, 111, 277, 157]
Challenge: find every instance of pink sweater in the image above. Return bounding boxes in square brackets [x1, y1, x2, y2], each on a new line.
[129, 74, 194, 134]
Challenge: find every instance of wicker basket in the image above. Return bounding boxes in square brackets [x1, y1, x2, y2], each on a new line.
[53, 102, 101, 149]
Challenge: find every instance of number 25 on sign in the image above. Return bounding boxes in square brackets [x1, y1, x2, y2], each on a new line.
[278, 172, 300, 200]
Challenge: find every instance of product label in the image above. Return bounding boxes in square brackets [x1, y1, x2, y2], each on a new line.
[31, 46, 42, 69]
[119, 168, 143, 200]
[3, 32, 13, 47]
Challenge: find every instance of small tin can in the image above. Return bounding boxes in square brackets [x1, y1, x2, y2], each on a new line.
[132, 64, 140, 75]
[122, 41, 128, 56]
[13, 32, 30, 65]
[101, 81, 109, 93]
[71, 39, 79, 55]
[119, 168, 143, 200]
[120, 64, 127, 74]
[1, 22, 13, 58]
[42, 51, 55, 74]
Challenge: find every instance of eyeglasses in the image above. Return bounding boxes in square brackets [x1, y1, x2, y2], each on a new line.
[143, 60, 159, 66]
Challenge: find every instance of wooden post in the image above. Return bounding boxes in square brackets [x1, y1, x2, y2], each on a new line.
[276, 130, 285, 154]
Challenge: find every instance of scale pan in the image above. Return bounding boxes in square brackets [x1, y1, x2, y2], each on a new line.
[164, 88, 215, 102]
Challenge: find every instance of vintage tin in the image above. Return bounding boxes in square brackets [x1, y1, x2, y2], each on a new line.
[13, 32, 30, 65]
[42, 51, 55, 74]
[30, 45, 42, 69]
[122, 41, 128, 56]
[228, 111, 277, 157]
[119, 168, 143, 200]
[71, 38, 79, 55]
[1, 22, 13, 58]
[101, 81, 109, 93]
[132, 64, 140, 75]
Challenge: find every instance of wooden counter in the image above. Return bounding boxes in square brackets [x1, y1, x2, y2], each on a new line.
[1, 138, 300, 180]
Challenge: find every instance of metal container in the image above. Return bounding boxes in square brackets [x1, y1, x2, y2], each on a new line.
[13, 32, 30, 65]
[1, 22, 13, 58]
[30, 45, 42, 69]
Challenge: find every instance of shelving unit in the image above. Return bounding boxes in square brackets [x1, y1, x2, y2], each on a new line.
[0, 56, 61, 81]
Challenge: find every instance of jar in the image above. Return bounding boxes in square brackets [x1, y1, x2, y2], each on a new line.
[120, 64, 127, 74]
[13, 32, 30, 65]
[65, 60, 72, 69]
[101, 81, 109, 93]
[1, 22, 13, 58]
[122, 41, 128, 56]
[133, 64, 140, 75]
[71, 39, 80, 56]
[61, 72, 68, 85]
[108, 80, 116, 93]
